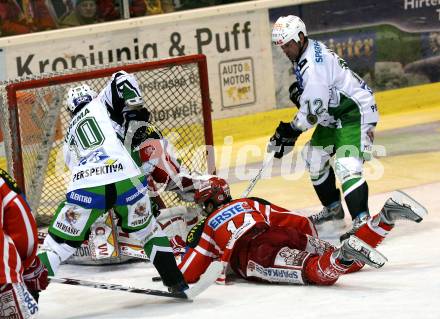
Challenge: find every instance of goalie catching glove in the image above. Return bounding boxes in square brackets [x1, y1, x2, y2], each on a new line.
[267, 121, 302, 158]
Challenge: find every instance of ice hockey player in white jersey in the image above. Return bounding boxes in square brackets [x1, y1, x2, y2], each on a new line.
[100, 71, 202, 208]
[98, 70, 151, 141]
[269, 15, 379, 241]
[38, 74, 189, 293]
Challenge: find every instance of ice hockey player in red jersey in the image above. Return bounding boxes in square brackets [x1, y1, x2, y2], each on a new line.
[178, 177, 427, 286]
[0, 168, 48, 318]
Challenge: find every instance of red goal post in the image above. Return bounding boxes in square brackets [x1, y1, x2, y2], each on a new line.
[0, 54, 215, 226]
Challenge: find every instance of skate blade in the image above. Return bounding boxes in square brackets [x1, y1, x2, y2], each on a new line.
[348, 236, 388, 269]
[390, 190, 428, 222]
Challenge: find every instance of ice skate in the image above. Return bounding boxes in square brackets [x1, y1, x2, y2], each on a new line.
[339, 212, 370, 242]
[335, 235, 387, 269]
[379, 190, 427, 225]
[309, 201, 345, 225]
[167, 280, 189, 294]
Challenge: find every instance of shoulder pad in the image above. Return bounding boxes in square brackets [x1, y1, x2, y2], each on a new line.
[0, 168, 22, 194]
[186, 216, 207, 248]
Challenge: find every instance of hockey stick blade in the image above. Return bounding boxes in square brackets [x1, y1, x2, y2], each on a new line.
[49, 277, 189, 300]
[49, 261, 222, 300]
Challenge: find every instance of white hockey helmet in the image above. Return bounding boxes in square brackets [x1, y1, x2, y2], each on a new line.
[272, 15, 307, 46]
[66, 84, 97, 113]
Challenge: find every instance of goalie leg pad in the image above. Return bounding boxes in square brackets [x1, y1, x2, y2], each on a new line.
[88, 210, 120, 260]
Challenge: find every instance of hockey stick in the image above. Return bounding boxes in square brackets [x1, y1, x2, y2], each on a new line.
[49, 277, 188, 300]
[49, 261, 222, 300]
[241, 151, 275, 198]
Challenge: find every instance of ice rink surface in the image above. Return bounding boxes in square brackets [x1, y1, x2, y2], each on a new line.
[39, 182, 440, 319]
[37, 107, 440, 318]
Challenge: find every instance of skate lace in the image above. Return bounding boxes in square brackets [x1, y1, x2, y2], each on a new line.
[347, 216, 369, 235]
[311, 207, 332, 221]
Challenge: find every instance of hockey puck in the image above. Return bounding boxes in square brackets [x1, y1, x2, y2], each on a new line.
[152, 276, 162, 282]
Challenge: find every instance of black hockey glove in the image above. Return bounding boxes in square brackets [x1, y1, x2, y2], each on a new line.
[123, 107, 151, 124]
[267, 121, 302, 159]
[123, 107, 151, 138]
[289, 81, 303, 108]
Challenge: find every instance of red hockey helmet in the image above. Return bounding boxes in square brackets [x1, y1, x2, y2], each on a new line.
[194, 177, 231, 208]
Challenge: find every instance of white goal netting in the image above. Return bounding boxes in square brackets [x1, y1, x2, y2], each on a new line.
[0, 55, 214, 226]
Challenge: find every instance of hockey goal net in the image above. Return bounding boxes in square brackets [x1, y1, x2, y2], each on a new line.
[0, 54, 214, 227]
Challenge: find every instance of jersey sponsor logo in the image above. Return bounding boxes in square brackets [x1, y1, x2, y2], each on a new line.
[68, 191, 92, 204]
[246, 260, 303, 284]
[73, 163, 123, 181]
[208, 202, 253, 230]
[78, 148, 110, 166]
[55, 221, 80, 235]
[130, 215, 150, 227]
[129, 201, 151, 227]
[125, 184, 149, 204]
[54, 207, 81, 235]
[313, 40, 323, 63]
[16, 282, 39, 315]
[65, 207, 80, 225]
[134, 202, 148, 217]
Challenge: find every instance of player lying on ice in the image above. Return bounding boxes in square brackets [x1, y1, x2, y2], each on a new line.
[176, 177, 427, 285]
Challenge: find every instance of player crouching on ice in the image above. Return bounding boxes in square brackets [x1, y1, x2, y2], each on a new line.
[37, 80, 189, 293]
[177, 177, 426, 286]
